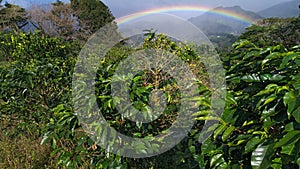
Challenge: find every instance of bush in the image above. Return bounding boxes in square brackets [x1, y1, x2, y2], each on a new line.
[200, 41, 300, 168]
[0, 31, 80, 168]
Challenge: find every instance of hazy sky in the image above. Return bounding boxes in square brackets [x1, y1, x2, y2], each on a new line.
[101, 0, 290, 18]
[4, 0, 291, 18]
[3, 0, 69, 8]
[102, 0, 288, 12]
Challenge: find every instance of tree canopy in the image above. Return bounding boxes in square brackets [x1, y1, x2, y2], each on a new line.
[0, 2, 27, 31]
[70, 0, 115, 33]
[28, 0, 116, 42]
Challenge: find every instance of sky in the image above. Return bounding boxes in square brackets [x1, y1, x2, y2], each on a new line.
[3, 0, 291, 19]
[102, 0, 292, 19]
[3, 0, 69, 8]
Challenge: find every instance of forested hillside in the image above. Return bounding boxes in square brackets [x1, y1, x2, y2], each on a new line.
[188, 6, 262, 35]
[0, 0, 299, 168]
[258, 0, 299, 18]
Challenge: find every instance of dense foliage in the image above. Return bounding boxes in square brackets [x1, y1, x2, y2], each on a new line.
[201, 41, 300, 168]
[42, 33, 211, 168]
[239, 17, 300, 48]
[70, 0, 116, 37]
[0, 1, 27, 31]
[0, 32, 80, 168]
[0, 2, 299, 167]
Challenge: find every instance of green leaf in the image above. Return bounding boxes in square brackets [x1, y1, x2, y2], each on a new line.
[201, 138, 216, 155]
[136, 142, 147, 154]
[280, 52, 298, 68]
[53, 104, 65, 113]
[241, 74, 260, 82]
[281, 139, 300, 159]
[41, 131, 52, 145]
[243, 120, 255, 127]
[274, 130, 300, 148]
[262, 94, 277, 106]
[259, 47, 271, 56]
[262, 52, 281, 66]
[222, 125, 235, 142]
[233, 39, 253, 49]
[291, 73, 300, 90]
[27, 75, 34, 88]
[210, 154, 229, 169]
[271, 158, 282, 169]
[251, 144, 275, 169]
[226, 93, 237, 106]
[222, 108, 237, 124]
[195, 116, 221, 121]
[259, 74, 285, 82]
[243, 50, 259, 60]
[254, 84, 278, 96]
[263, 117, 275, 129]
[213, 124, 227, 140]
[292, 107, 300, 124]
[283, 92, 297, 117]
[245, 136, 262, 154]
[88, 95, 97, 109]
[284, 122, 295, 132]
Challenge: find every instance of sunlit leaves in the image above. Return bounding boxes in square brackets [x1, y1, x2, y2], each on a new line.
[251, 145, 275, 169]
[218, 37, 300, 168]
[274, 130, 300, 148]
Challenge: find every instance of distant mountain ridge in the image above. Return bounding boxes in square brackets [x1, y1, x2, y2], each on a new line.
[258, 0, 299, 18]
[188, 6, 263, 35]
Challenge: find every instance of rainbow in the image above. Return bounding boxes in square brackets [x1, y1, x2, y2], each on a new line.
[116, 5, 256, 26]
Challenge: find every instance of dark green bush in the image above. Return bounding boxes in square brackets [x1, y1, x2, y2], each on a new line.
[200, 41, 300, 168]
[0, 17, 299, 169]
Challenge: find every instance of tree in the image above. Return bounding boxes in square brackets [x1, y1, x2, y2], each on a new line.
[0, 2, 27, 31]
[70, 0, 115, 33]
[28, 0, 116, 42]
[28, 1, 77, 40]
[239, 17, 300, 48]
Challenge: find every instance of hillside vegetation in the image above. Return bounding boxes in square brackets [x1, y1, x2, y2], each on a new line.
[0, 1, 299, 168]
[188, 6, 262, 35]
[258, 0, 299, 18]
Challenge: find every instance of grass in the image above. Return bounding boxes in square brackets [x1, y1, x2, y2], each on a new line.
[0, 118, 57, 169]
